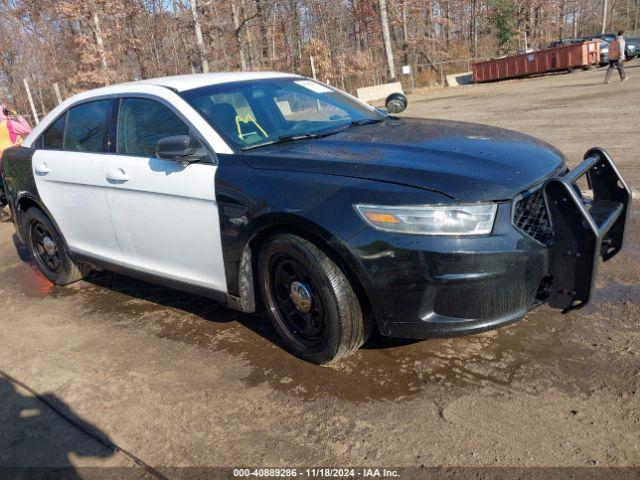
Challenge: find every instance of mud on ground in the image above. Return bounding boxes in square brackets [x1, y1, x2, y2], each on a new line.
[0, 63, 638, 474]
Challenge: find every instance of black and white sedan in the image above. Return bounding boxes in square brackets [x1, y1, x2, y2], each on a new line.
[0, 72, 630, 363]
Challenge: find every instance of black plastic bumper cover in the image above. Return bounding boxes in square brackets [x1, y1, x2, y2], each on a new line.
[544, 147, 631, 312]
[369, 147, 630, 339]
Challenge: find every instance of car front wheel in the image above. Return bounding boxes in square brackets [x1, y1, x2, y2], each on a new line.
[259, 234, 368, 364]
[23, 207, 86, 285]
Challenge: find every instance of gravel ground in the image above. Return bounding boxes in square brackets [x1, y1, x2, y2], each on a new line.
[0, 63, 638, 479]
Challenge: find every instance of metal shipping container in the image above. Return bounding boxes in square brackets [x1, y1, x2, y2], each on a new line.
[473, 41, 600, 83]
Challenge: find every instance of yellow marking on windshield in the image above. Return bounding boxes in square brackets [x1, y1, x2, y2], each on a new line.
[235, 114, 268, 140]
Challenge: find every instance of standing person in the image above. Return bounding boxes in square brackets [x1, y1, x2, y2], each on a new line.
[0, 103, 31, 221]
[605, 31, 628, 84]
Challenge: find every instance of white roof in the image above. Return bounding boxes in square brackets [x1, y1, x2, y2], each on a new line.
[23, 71, 305, 149]
[136, 71, 302, 92]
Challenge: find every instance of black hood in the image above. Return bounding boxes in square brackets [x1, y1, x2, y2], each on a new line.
[242, 117, 566, 201]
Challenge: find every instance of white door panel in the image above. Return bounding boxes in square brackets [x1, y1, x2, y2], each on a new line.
[104, 155, 226, 292]
[32, 150, 121, 261]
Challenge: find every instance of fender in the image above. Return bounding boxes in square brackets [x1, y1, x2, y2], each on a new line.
[215, 153, 452, 328]
[2, 146, 38, 238]
[0, 146, 71, 253]
[231, 212, 374, 315]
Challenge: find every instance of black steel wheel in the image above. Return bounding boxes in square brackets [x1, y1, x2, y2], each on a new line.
[23, 208, 86, 285]
[259, 234, 368, 364]
[270, 254, 326, 348]
[29, 219, 61, 274]
[0, 185, 7, 209]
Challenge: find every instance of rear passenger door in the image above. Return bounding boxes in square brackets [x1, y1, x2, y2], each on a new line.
[104, 96, 226, 292]
[32, 99, 122, 262]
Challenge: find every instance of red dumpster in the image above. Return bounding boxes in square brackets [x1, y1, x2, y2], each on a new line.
[472, 41, 600, 83]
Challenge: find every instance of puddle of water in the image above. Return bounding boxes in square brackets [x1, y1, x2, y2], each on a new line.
[2, 263, 56, 298]
[1, 263, 608, 403]
[1, 246, 633, 404]
[143, 298, 602, 402]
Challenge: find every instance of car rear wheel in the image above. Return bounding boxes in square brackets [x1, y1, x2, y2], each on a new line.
[258, 234, 368, 364]
[23, 208, 86, 285]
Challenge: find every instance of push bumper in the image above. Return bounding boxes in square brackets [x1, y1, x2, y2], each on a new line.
[544, 148, 631, 311]
[351, 148, 631, 339]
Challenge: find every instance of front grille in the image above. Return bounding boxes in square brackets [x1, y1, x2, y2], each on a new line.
[513, 188, 555, 245]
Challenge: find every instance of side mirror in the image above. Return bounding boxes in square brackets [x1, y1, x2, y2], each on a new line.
[156, 134, 208, 166]
[385, 92, 408, 114]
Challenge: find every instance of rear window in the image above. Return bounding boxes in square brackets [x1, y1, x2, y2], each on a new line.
[64, 100, 111, 153]
[42, 115, 65, 150]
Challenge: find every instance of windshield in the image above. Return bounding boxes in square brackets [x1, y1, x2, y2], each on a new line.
[180, 78, 385, 150]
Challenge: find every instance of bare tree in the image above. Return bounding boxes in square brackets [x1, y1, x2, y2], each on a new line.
[0, 0, 633, 117]
[379, 0, 396, 80]
[89, 2, 109, 73]
[231, 0, 248, 71]
[190, 0, 210, 72]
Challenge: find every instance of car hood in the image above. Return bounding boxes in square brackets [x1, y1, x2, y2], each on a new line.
[242, 117, 566, 201]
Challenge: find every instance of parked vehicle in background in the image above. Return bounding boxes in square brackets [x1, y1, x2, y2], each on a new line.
[626, 37, 640, 57]
[548, 38, 584, 48]
[582, 34, 637, 61]
[0, 72, 631, 364]
[596, 39, 611, 65]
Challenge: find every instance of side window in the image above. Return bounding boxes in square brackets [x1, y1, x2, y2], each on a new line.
[117, 98, 189, 156]
[64, 100, 111, 153]
[42, 114, 65, 150]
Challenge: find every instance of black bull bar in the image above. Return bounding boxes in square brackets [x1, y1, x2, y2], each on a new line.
[544, 147, 631, 312]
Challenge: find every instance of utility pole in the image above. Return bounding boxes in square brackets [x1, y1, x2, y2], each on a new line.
[601, 0, 608, 33]
[190, 0, 209, 73]
[378, 0, 396, 80]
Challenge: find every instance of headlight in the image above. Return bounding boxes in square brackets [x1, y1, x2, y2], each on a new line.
[354, 203, 497, 236]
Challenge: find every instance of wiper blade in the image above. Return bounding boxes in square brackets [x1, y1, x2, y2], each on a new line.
[349, 118, 384, 126]
[241, 118, 384, 151]
[312, 118, 384, 137]
[241, 133, 321, 151]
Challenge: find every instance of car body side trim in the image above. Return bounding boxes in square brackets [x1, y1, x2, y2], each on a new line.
[72, 251, 232, 305]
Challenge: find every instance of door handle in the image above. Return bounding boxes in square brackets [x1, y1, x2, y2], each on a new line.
[35, 163, 50, 175]
[106, 169, 130, 182]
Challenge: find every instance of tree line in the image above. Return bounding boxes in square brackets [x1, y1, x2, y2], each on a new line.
[0, 0, 638, 119]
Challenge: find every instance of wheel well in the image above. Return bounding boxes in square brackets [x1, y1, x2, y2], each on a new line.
[14, 198, 71, 255]
[15, 197, 41, 235]
[241, 225, 375, 329]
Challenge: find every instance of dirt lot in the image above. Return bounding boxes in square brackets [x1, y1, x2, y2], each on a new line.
[0, 64, 639, 478]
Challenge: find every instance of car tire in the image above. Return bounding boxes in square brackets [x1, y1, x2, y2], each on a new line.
[22, 207, 86, 285]
[258, 234, 368, 364]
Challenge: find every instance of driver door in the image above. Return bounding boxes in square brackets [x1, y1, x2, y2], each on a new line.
[104, 97, 226, 293]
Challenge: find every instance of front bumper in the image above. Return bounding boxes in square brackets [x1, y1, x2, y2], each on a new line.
[349, 148, 631, 339]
